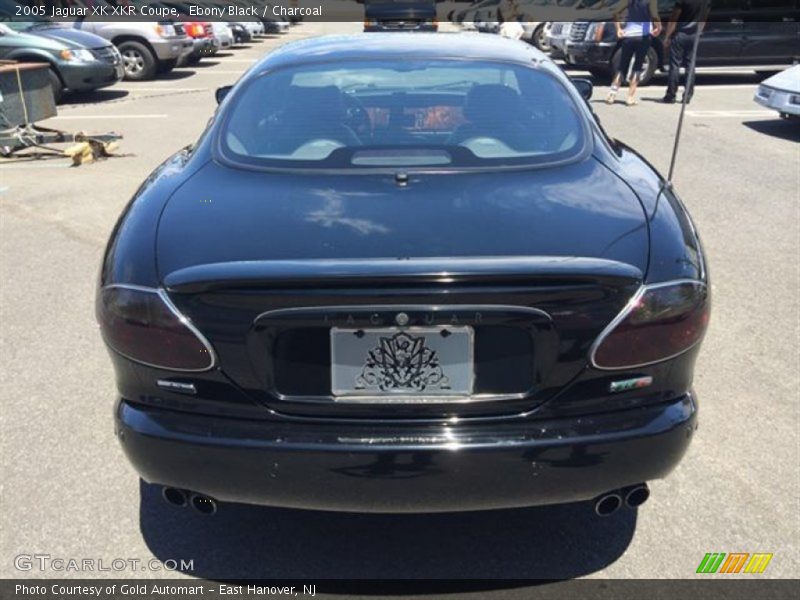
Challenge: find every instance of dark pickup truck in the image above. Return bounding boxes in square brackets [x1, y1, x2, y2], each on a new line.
[363, 0, 439, 32]
[560, 0, 799, 84]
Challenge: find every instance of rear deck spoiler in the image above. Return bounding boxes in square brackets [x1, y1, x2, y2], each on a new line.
[163, 256, 643, 294]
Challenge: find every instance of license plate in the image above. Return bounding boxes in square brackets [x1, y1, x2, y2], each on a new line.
[331, 326, 474, 400]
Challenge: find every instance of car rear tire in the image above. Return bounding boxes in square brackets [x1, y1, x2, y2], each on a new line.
[156, 58, 178, 74]
[118, 41, 157, 81]
[47, 68, 64, 104]
[639, 48, 658, 86]
[185, 55, 202, 66]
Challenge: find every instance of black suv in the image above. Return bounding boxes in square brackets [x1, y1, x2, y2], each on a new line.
[561, 0, 799, 84]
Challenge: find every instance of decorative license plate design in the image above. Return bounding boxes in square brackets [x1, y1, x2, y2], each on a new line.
[331, 327, 474, 399]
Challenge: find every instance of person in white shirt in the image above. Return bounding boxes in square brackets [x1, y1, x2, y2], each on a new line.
[606, 0, 662, 106]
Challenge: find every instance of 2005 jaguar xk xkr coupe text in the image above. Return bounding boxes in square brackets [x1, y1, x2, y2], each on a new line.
[97, 33, 709, 516]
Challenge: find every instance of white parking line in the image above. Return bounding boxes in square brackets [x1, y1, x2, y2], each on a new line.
[592, 84, 758, 92]
[0, 163, 71, 169]
[686, 110, 776, 118]
[122, 87, 207, 92]
[49, 114, 169, 120]
[189, 70, 249, 75]
[672, 85, 758, 91]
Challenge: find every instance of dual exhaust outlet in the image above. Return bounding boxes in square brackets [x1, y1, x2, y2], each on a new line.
[161, 487, 217, 515]
[161, 483, 648, 517]
[594, 483, 650, 516]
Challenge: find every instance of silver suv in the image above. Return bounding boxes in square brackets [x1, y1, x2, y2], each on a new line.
[41, 0, 192, 80]
[75, 18, 192, 80]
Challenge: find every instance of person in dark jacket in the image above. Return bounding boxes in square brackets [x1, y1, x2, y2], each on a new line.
[605, 0, 662, 106]
[662, 0, 711, 103]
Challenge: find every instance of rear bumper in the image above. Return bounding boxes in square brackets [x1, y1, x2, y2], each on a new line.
[754, 87, 800, 116]
[116, 394, 697, 513]
[151, 37, 187, 61]
[564, 41, 616, 68]
[189, 38, 217, 58]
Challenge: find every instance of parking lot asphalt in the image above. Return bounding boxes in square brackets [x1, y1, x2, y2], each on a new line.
[1, 21, 798, 584]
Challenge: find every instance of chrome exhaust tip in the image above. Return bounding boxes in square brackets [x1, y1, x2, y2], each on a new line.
[624, 483, 650, 508]
[161, 487, 188, 508]
[594, 492, 623, 516]
[189, 493, 217, 515]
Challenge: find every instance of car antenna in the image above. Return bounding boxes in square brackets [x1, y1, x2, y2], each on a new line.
[665, 0, 708, 187]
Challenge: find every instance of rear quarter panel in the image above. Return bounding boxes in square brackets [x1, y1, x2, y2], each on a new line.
[100, 148, 208, 289]
[594, 142, 706, 284]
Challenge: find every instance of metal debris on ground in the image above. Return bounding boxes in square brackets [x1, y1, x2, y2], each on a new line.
[0, 124, 123, 165]
[0, 60, 124, 165]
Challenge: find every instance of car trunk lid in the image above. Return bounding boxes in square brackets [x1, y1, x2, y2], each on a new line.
[157, 159, 647, 419]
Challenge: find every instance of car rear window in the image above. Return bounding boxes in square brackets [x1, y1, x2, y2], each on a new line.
[219, 59, 588, 170]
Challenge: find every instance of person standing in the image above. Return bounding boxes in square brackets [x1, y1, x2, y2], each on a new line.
[662, 0, 710, 104]
[498, 0, 525, 40]
[606, 0, 662, 106]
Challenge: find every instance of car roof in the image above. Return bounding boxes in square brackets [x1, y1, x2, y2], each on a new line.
[254, 33, 550, 73]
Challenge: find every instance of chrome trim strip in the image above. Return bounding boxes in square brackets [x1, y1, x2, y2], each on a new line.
[258, 304, 548, 406]
[156, 380, 198, 395]
[588, 279, 708, 371]
[156, 288, 218, 371]
[272, 391, 530, 406]
[99, 284, 217, 372]
[164, 256, 642, 293]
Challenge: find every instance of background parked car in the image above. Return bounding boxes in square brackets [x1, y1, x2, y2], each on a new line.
[262, 17, 290, 34]
[125, 2, 218, 65]
[458, 0, 501, 32]
[363, 0, 439, 32]
[12, 0, 193, 80]
[0, 19, 122, 102]
[177, 20, 217, 65]
[560, 0, 800, 85]
[754, 64, 800, 119]
[546, 21, 572, 59]
[455, 0, 549, 50]
[210, 21, 233, 49]
[227, 22, 251, 45]
[226, 0, 268, 35]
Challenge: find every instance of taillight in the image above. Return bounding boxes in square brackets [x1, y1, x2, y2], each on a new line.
[594, 23, 605, 42]
[590, 281, 709, 370]
[186, 22, 205, 38]
[97, 285, 215, 371]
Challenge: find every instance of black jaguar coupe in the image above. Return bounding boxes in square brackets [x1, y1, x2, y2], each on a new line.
[98, 34, 709, 516]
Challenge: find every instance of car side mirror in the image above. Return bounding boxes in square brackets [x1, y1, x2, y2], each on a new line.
[215, 85, 232, 105]
[571, 78, 593, 101]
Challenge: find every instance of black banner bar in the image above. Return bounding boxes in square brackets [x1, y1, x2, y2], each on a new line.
[4, 0, 795, 24]
[3, 579, 800, 600]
